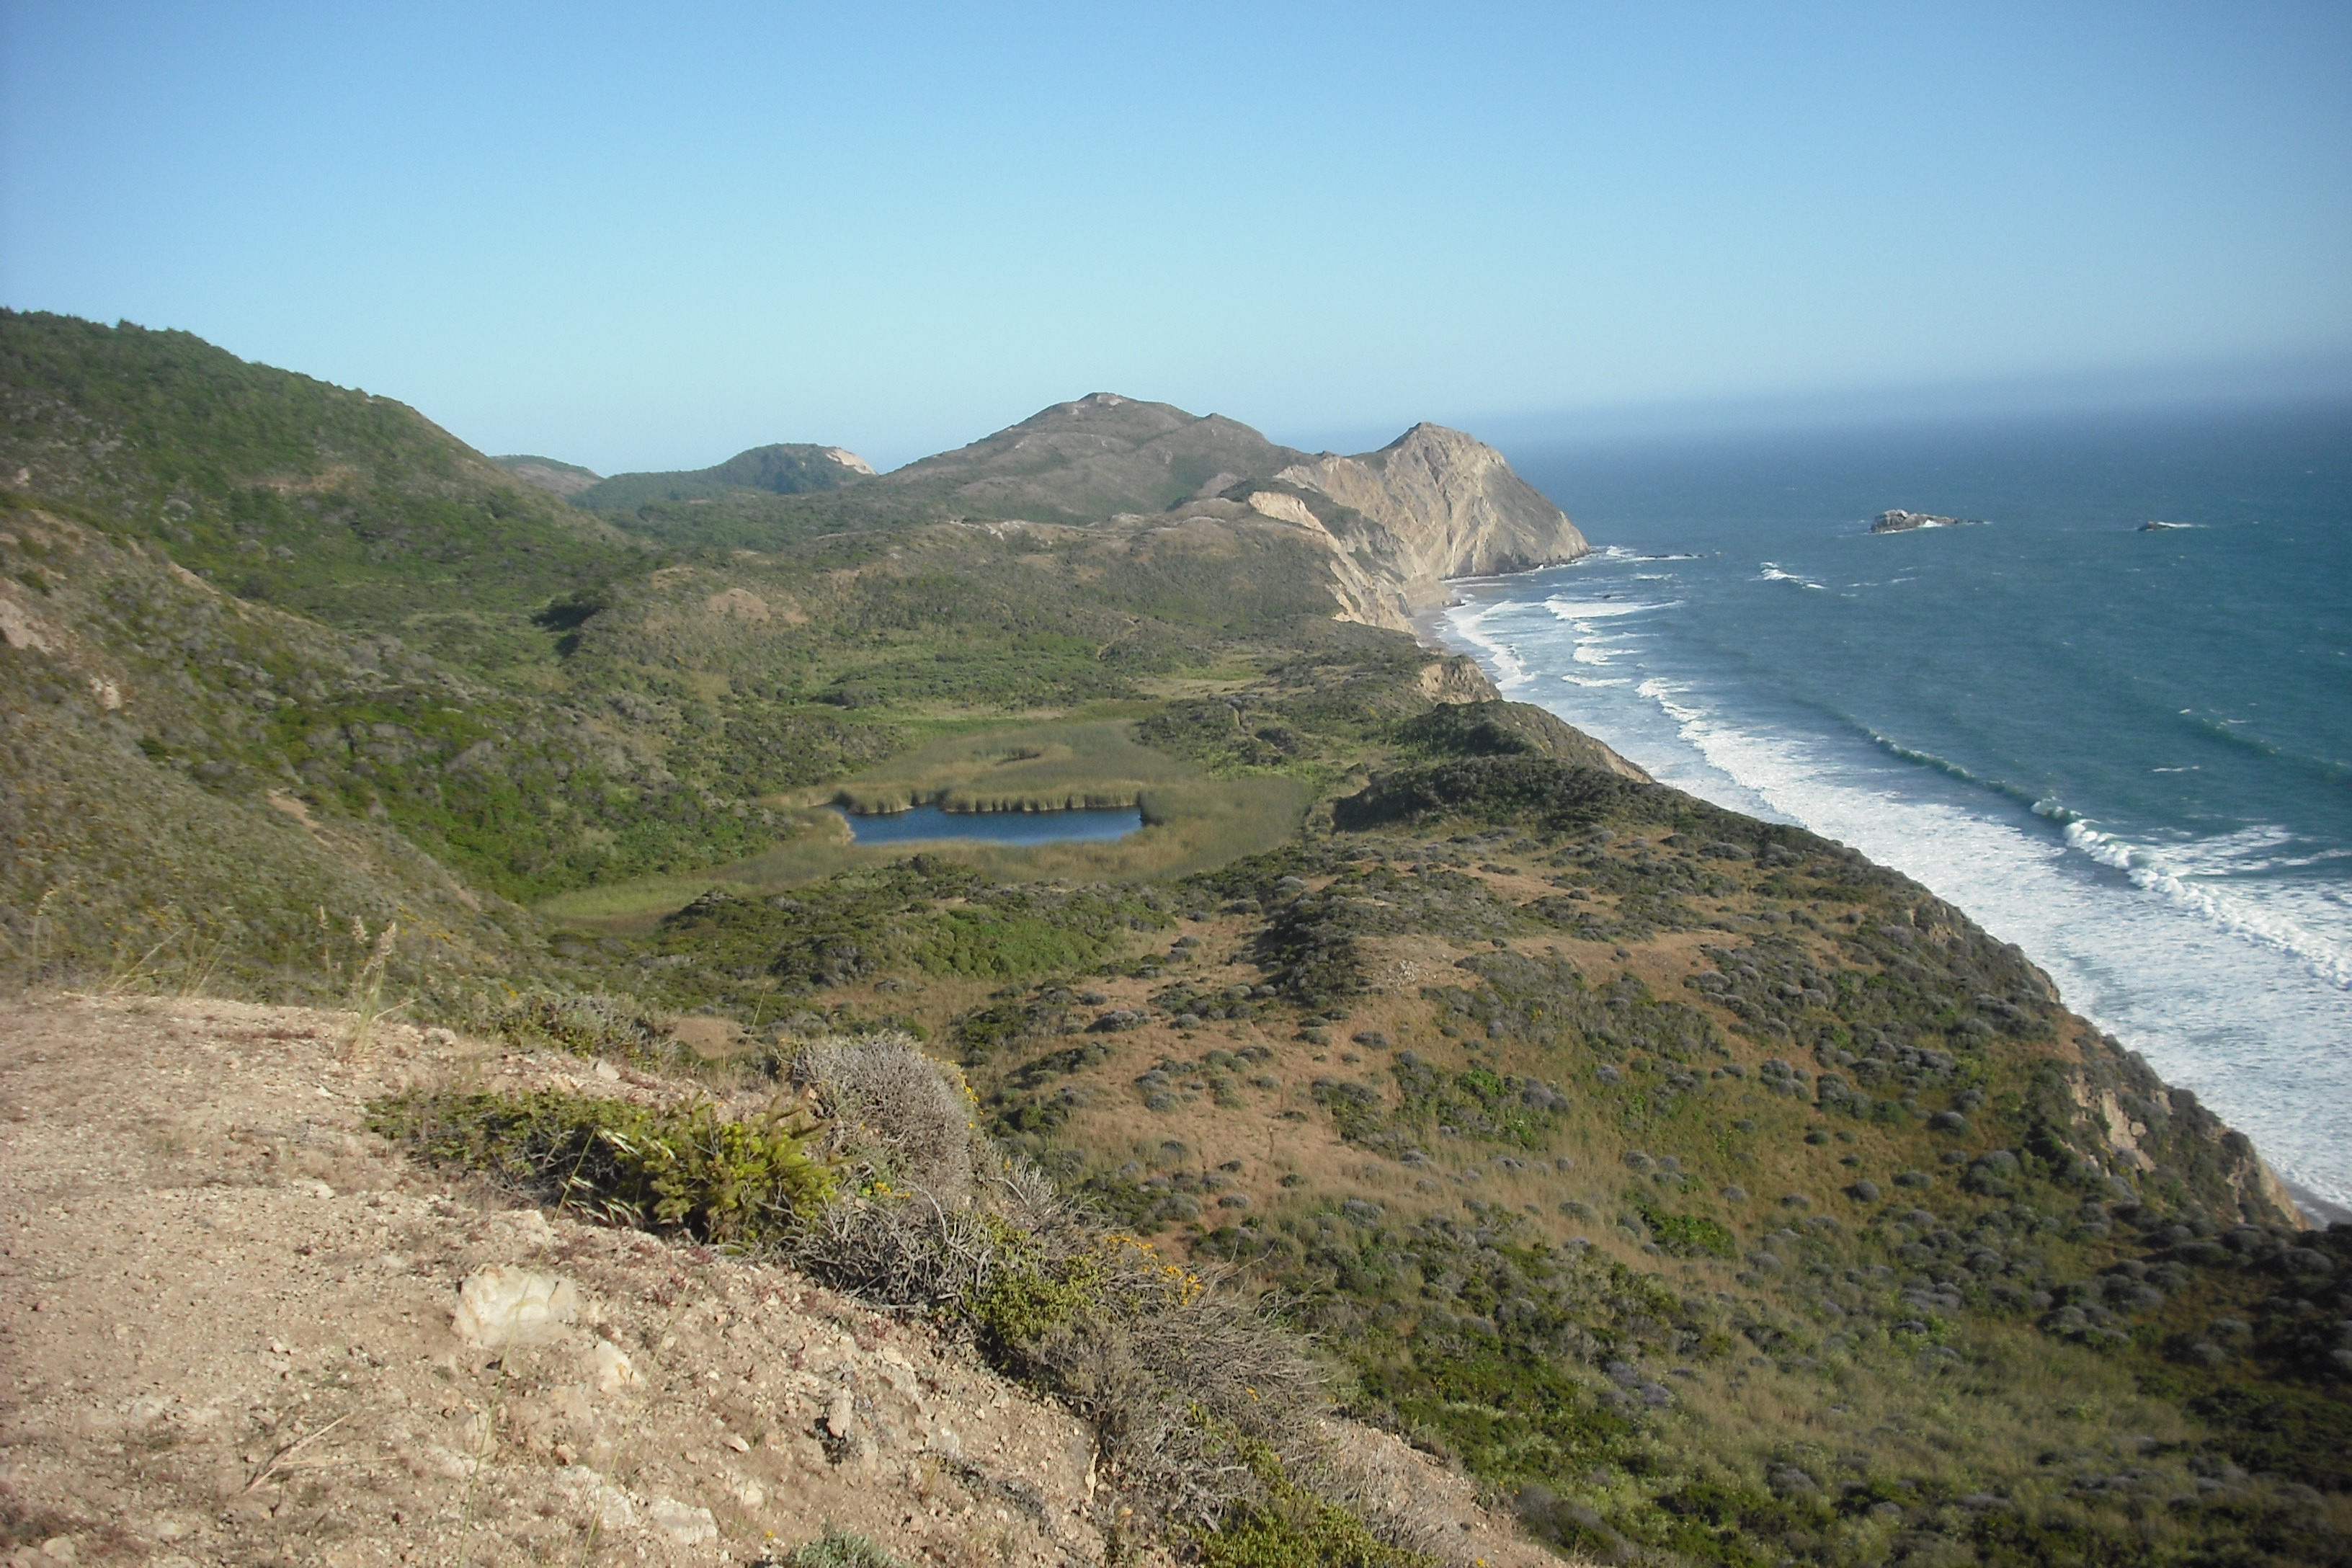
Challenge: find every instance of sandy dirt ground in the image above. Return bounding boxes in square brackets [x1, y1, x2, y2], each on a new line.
[0, 994, 1561, 1568]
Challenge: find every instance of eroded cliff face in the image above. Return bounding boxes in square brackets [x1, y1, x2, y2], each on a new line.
[1280, 424, 1589, 612]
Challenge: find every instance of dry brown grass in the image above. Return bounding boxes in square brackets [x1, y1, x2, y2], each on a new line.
[780, 1074, 1333, 1535]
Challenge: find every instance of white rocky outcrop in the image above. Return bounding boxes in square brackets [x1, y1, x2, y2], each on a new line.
[1279, 424, 1589, 614]
[1244, 491, 1322, 530]
[453, 1266, 579, 1349]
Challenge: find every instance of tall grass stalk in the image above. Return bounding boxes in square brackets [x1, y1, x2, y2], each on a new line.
[346, 918, 405, 1056]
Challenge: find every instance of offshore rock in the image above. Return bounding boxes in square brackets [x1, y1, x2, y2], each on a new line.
[1869, 509, 1979, 533]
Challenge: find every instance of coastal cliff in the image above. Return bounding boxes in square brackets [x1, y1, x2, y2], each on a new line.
[1280, 423, 1590, 613]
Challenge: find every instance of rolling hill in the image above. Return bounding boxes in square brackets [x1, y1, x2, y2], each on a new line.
[571, 442, 876, 512]
[1, 313, 2343, 1568]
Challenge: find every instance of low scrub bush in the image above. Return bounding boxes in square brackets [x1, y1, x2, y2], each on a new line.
[368, 1087, 834, 1242]
[768, 1531, 906, 1568]
[793, 1150, 1328, 1529]
[476, 989, 674, 1063]
[1332, 757, 1662, 834]
[1193, 1437, 1434, 1568]
[792, 1031, 981, 1200]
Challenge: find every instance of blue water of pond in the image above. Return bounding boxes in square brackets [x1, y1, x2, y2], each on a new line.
[829, 804, 1143, 846]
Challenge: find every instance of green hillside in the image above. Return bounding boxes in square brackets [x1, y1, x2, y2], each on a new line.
[0, 320, 1381, 978]
[1, 314, 2343, 1568]
[584, 726, 2351, 1568]
[592, 392, 1316, 551]
[0, 495, 538, 1000]
[0, 310, 636, 672]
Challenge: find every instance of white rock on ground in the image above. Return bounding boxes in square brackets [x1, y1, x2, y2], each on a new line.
[453, 1265, 579, 1348]
[646, 1497, 718, 1544]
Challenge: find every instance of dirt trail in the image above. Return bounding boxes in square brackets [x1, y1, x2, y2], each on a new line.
[0, 994, 1556, 1568]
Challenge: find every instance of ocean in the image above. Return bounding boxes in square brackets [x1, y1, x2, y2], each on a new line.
[1437, 401, 2352, 1219]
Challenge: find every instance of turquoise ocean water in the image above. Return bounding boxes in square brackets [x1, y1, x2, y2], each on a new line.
[1440, 403, 2352, 1217]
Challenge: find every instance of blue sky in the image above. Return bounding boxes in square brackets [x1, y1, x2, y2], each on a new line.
[4, 1, 2348, 471]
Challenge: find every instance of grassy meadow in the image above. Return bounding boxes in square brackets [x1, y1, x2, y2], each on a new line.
[540, 717, 1308, 928]
[817, 718, 1190, 813]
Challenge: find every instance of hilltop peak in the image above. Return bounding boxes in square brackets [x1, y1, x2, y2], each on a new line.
[491, 453, 603, 499]
[574, 442, 873, 511]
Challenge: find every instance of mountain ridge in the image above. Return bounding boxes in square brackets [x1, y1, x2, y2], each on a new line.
[493, 453, 604, 498]
[566, 394, 1589, 630]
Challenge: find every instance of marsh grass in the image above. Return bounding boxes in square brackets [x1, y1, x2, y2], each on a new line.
[538, 776, 1306, 929]
[821, 721, 1192, 814]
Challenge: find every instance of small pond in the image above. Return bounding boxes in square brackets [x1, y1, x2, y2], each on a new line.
[829, 803, 1143, 846]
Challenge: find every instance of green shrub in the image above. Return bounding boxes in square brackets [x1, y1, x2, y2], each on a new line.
[1642, 1208, 1738, 1259]
[967, 1212, 1114, 1353]
[1194, 1438, 1434, 1568]
[771, 1531, 906, 1568]
[478, 990, 673, 1063]
[368, 1087, 833, 1242]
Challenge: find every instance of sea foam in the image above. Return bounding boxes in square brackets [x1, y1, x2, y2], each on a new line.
[2060, 819, 2352, 990]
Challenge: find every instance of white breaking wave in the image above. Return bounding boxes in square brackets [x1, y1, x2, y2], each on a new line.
[1580, 545, 1700, 564]
[1758, 563, 1827, 590]
[1444, 602, 1536, 691]
[1543, 596, 1681, 620]
[2062, 819, 2352, 989]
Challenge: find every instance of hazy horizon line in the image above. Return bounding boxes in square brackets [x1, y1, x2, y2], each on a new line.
[546, 352, 2352, 481]
[1293, 351, 2352, 466]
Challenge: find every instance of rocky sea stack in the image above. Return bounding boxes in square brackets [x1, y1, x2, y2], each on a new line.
[1870, 508, 1981, 533]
